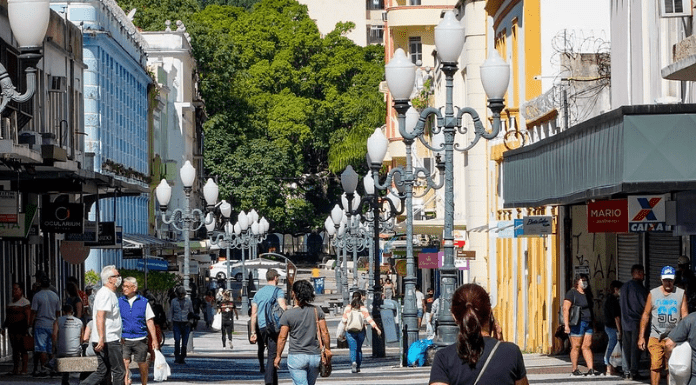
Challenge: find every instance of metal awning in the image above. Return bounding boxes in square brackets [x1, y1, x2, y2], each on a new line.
[502, 104, 696, 208]
[123, 233, 175, 249]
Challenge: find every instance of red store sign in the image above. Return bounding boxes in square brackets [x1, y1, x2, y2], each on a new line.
[588, 199, 628, 233]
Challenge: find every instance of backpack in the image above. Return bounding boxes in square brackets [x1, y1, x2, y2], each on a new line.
[264, 287, 284, 334]
[346, 308, 364, 332]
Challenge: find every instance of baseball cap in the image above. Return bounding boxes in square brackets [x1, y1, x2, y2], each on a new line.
[661, 266, 676, 280]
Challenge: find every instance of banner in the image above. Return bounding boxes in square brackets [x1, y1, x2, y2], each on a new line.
[41, 203, 84, 233]
[588, 200, 628, 233]
[628, 195, 668, 232]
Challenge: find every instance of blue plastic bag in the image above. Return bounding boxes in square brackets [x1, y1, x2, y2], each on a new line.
[407, 338, 433, 367]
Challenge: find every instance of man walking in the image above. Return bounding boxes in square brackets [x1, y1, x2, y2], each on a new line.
[119, 277, 159, 385]
[29, 274, 60, 377]
[169, 286, 194, 364]
[80, 265, 125, 385]
[620, 264, 648, 381]
[639, 266, 688, 385]
[54, 304, 84, 385]
[250, 269, 286, 385]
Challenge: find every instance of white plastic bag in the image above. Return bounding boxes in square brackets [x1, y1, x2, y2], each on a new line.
[609, 342, 622, 368]
[336, 319, 346, 341]
[211, 313, 222, 331]
[153, 349, 171, 382]
[669, 342, 691, 385]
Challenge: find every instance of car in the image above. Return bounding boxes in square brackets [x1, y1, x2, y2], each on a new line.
[229, 258, 288, 283]
[209, 259, 241, 281]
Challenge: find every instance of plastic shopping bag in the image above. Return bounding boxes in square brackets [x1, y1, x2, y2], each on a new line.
[668, 342, 691, 385]
[609, 342, 622, 368]
[211, 313, 222, 331]
[153, 349, 171, 382]
[335, 319, 346, 341]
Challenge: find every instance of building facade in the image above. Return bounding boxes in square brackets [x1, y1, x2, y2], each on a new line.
[297, 0, 386, 46]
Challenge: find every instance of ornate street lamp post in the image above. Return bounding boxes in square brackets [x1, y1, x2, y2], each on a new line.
[374, 11, 510, 347]
[155, 161, 218, 297]
[205, 200, 234, 291]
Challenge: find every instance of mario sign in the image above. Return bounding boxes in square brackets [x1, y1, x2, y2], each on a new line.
[588, 199, 627, 233]
[628, 195, 668, 232]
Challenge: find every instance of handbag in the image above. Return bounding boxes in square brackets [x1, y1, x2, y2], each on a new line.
[473, 340, 501, 385]
[568, 305, 581, 326]
[346, 308, 364, 332]
[314, 308, 332, 377]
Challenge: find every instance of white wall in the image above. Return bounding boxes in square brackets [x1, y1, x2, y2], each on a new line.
[297, 0, 368, 46]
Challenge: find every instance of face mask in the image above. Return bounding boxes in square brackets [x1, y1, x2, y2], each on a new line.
[581, 281, 588, 289]
[115, 277, 122, 287]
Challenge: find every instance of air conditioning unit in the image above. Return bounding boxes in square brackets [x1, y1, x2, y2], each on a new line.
[382, 12, 387, 21]
[660, 0, 692, 17]
[49, 76, 66, 92]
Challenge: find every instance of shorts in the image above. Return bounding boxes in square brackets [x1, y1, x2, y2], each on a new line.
[34, 327, 53, 353]
[569, 320, 593, 337]
[122, 339, 149, 363]
[417, 309, 424, 318]
[648, 337, 668, 371]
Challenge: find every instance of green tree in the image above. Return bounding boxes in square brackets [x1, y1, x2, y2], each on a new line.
[119, 269, 178, 305]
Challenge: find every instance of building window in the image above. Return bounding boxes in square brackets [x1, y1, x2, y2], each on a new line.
[367, 0, 384, 10]
[409, 37, 422, 64]
[409, 0, 421, 5]
[367, 25, 384, 44]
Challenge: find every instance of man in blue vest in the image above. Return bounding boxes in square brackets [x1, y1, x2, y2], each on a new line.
[119, 277, 158, 385]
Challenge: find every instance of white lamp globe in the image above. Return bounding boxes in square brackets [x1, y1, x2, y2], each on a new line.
[233, 222, 242, 236]
[325, 216, 336, 235]
[155, 179, 172, 207]
[367, 128, 389, 167]
[180, 161, 196, 188]
[224, 222, 234, 236]
[8, 0, 50, 48]
[238, 211, 249, 231]
[331, 204, 343, 226]
[338, 222, 346, 236]
[363, 172, 375, 195]
[341, 165, 359, 194]
[249, 209, 259, 224]
[260, 217, 269, 233]
[203, 178, 219, 206]
[480, 49, 511, 100]
[205, 213, 216, 232]
[405, 106, 420, 135]
[385, 48, 416, 100]
[220, 200, 232, 218]
[251, 222, 260, 235]
[434, 11, 465, 63]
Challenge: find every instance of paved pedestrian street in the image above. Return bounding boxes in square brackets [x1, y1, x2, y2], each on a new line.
[0, 312, 654, 385]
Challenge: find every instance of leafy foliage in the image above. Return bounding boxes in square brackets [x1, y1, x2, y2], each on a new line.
[119, 0, 385, 234]
[119, 269, 179, 305]
[84, 270, 100, 287]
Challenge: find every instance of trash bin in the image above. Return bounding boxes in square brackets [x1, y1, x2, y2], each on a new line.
[313, 277, 325, 294]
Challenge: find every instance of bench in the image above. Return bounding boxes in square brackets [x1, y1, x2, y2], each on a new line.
[56, 356, 148, 373]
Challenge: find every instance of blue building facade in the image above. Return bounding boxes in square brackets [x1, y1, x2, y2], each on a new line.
[53, 0, 152, 272]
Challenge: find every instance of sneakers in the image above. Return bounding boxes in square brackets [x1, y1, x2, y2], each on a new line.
[586, 369, 601, 376]
[351, 362, 358, 373]
[571, 369, 583, 376]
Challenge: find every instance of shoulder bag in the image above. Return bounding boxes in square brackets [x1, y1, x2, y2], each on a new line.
[314, 307, 332, 377]
[473, 340, 501, 385]
[346, 307, 364, 332]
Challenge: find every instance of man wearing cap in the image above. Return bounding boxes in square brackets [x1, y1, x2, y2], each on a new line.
[638, 266, 688, 385]
[28, 275, 60, 376]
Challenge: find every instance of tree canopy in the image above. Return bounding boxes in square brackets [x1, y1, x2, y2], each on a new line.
[121, 0, 385, 233]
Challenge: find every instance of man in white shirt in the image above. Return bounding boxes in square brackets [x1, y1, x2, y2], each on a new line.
[415, 286, 425, 329]
[119, 277, 158, 385]
[80, 265, 125, 385]
[54, 304, 84, 385]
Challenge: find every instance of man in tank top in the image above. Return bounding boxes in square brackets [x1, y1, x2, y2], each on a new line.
[638, 266, 688, 385]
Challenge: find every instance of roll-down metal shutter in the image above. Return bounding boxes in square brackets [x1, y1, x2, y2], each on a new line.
[647, 233, 681, 289]
[618, 234, 641, 282]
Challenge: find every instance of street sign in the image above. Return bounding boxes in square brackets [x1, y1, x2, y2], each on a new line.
[0, 191, 18, 223]
[522, 216, 552, 235]
[123, 248, 143, 259]
[457, 250, 476, 260]
[137, 258, 168, 271]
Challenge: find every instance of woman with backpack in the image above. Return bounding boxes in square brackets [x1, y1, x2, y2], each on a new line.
[340, 291, 381, 373]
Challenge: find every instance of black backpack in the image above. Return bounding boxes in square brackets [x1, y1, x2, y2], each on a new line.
[265, 287, 284, 334]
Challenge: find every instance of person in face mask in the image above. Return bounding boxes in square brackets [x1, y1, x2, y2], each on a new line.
[563, 273, 598, 376]
[80, 265, 126, 385]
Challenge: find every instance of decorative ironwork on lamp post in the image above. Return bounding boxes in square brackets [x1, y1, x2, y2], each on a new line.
[155, 160, 218, 297]
[205, 200, 235, 291]
[374, 11, 510, 347]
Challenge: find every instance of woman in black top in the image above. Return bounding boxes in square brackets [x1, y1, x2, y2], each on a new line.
[563, 273, 598, 376]
[429, 284, 528, 385]
[603, 280, 623, 375]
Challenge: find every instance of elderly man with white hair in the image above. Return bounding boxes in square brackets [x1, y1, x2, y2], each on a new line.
[119, 277, 158, 385]
[80, 265, 125, 385]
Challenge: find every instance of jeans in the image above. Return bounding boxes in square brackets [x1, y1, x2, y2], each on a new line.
[604, 326, 618, 366]
[173, 321, 191, 362]
[346, 329, 366, 368]
[260, 327, 279, 385]
[79, 341, 125, 385]
[287, 354, 321, 385]
[622, 328, 640, 375]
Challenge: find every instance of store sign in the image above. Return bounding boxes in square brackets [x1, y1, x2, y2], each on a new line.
[123, 248, 144, 259]
[41, 203, 84, 233]
[0, 191, 18, 223]
[137, 258, 169, 271]
[588, 199, 628, 233]
[522, 216, 553, 236]
[418, 248, 439, 269]
[628, 195, 668, 232]
[66, 221, 116, 246]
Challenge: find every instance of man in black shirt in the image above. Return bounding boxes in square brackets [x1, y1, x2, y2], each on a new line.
[620, 264, 648, 380]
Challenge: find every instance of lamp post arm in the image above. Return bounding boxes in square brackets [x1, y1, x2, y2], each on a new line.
[0, 64, 37, 114]
[401, 107, 442, 141]
[208, 231, 227, 246]
[160, 210, 185, 231]
[413, 166, 444, 193]
[189, 208, 212, 232]
[455, 106, 501, 152]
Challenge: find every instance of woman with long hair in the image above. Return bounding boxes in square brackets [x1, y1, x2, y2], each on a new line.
[563, 273, 598, 376]
[341, 291, 382, 373]
[429, 284, 528, 385]
[274, 280, 331, 385]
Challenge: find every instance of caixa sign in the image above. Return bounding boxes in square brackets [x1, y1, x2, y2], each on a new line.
[628, 195, 669, 233]
[41, 203, 84, 233]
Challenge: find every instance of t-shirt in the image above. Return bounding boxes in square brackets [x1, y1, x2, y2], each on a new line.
[57, 315, 83, 357]
[668, 312, 696, 380]
[279, 305, 324, 355]
[564, 288, 592, 323]
[252, 285, 285, 329]
[31, 289, 61, 329]
[603, 294, 621, 329]
[92, 286, 121, 342]
[219, 300, 237, 322]
[429, 337, 527, 385]
[416, 290, 424, 310]
[620, 279, 648, 331]
[123, 296, 154, 341]
[425, 295, 435, 313]
[650, 286, 684, 339]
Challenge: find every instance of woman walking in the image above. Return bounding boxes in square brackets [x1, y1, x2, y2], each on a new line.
[429, 284, 528, 385]
[274, 280, 331, 385]
[218, 290, 238, 349]
[2, 283, 31, 375]
[383, 279, 395, 300]
[603, 280, 623, 376]
[563, 273, 599, 376]
[341, 291, 381, 373]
